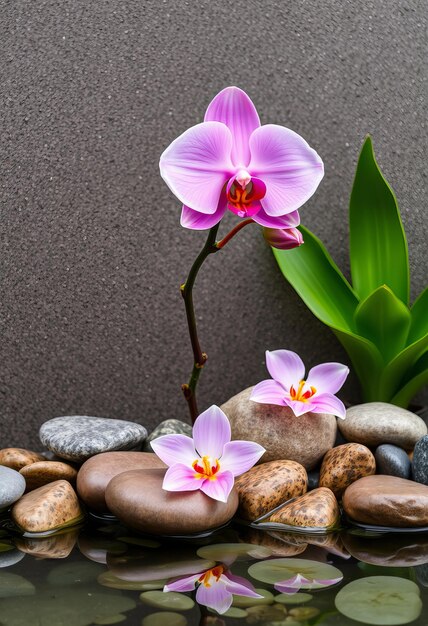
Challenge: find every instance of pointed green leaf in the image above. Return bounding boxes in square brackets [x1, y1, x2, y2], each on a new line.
[354, 285, 411, 363]
[380, 333, 428, 400]
[408, 287, 428, 344]
[273, 226, 359, 332]
[349, 137, 409, 304]
[391, 351, 428, 407]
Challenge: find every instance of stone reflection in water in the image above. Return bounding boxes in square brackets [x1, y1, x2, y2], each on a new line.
[343, 532, 428, 567]
[196, 542, 272, 564]
[239, 527, 308, 557]
[77, 531, 128, 564]
[15, 527, 79, 559]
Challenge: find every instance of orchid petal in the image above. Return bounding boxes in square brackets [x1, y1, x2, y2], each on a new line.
[252, 208, 301, 229]
[150, 434, 196, 467]
[263, 227, 303, 250]
[164, 574, 199, 593]
[309, 393, 347, 419]
[193, 405, 231, 458]
[160, 122, 233, 214]
[224, 573, 263, 598]
[249, 124, 324, 216]
[196, 580, 232, 614]
[266, 349, 305, 388]
[313, 577, 343, 587]
[250, 379, 288, 405]
[204, 86, 260, 168]
[274, 574, 311, 594]
[282, 397, 314, 417]
[200, 470, 234, 503]
[162, 463, 202, 492]
[220, 440, 265, 476]
[306, 362, 350, 395]
[181, 198, 227, 230]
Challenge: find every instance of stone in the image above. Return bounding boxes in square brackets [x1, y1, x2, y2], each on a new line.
[375, 444, 411, 479]
[342, 475, 428, 527]
[15, 528, 79, 559]
[319, 443, 376, 499]
[143, 419, 192, 452]
[77, 451, 166, 513]
[105, 468, 238, 535]
[268, 487, 340, 529]
[11, 480, 84, 533]
[0, 466, 26, 509]
[234, 460, 307, 520]
[221, 387, 337, 469]
[20, 461, 78, 491]
[338, 402, 427, 449]
[0, 448, 45, 470]
[412, 435, 428, 485]
[39, 415, 148, 462]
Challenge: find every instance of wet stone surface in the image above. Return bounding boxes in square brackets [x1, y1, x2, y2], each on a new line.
[412, 435, 428, 486]
[0, 466, 26, 510]
[375, 443, 411, 479]
[268, 487, 340, 529]
[142, 419, 193, 452]
[319, 443, 376, 499]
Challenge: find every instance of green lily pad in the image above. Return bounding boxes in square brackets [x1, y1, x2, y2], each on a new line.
[335, 576, 422, 625]
[274, 592, 313, 604]
[209, 606, 248, 617]
[232, 588, 274, 607]
[140, 590, 194, 611]
[0, 572, 35, 598]
[196, 543, 271, 562]
[142, 612, 187, 626]
[248, 558, 342, 589]
[92, 615, 127, 625]
[46, 561, 105, 586]
[0, 542, 14, 553]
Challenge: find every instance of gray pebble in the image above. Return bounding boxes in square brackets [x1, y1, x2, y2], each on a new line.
[0, 466, 26, 510]
[143, 419, 192, 452]
[0, 550, 25, 569]
[412, 435, 428, 486]
[375, 444, 411, 479]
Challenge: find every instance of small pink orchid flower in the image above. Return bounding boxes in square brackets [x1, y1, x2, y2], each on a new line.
[151, 405, 265, 503]
[263, 225, 304, 250]
[164, 564, 262, 614]
[160, 86, 323, 230]
[250, 349, 349, 418]
[274, 573, 343, 595]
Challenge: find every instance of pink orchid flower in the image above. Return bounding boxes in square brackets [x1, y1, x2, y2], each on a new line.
[274, 572, 343, 595]
[263, 225, 304, 250]
[151, 405, 265, 503]
[250, 349, 349, 418]
[160, 86, 323, 230]
[164, 564, 262, 614]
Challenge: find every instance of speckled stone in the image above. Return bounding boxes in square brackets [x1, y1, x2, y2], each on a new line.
[342, 475, 428, 527]
[0, 466, 26, 509]
[319, 443, 376, 499]
[143, 419, 192, 452]
[105, 468, 238, 535]
[234, 460, 307, 521]
[268, 487, 340, 529]
[338, 403, 427, 449]
[0, 448, 45, 471]
[375, 444, 411, 479]
[221, 387, 337, 469]
[412, 435, 428, 485]
[39, 416, 148, 462]
[77, 451, 166, 513]
[20, 461, 78, 491]
[11, 480, 84, 533]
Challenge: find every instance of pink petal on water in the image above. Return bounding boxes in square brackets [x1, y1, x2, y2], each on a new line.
[252, 208, 301, 229]
[164, 573, 199, 592]
[151, 434, 197, 467]
[250, 379, 288, 405]
[224, 573, 263, 597]
[306, 362, 350, 395]
[193, 405, 231, 459]
[160, 121, 234, 214]
[181, 197, 227, 230]
[310, 393, 347, 419]
[274, 574, 312, 594]
[162, 463, 202, 492]
[249, 124, 324, 216]
[220, 440, 265, 476]
[313, 576, 343, 587]
[204, 86, 260, 168]
[200, 470, 234, 503]
[266, 349, 305, 388]
[196, 580, 233, 614]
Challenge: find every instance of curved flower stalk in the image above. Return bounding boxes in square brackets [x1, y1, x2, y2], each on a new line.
[251, 349, 349, 418]
[151, 405, 265, 502]
[160, 86, 324, 423]
[164, 564, 262, 614]
[274, 572, 343, 595]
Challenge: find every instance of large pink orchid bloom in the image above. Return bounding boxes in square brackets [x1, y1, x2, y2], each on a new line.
[151, 405, 265, 503]
[160, 86, 324, 230]
[274, 572, 343, 595]
[250, 349, 349, 419]
[165, 564, 262, 614]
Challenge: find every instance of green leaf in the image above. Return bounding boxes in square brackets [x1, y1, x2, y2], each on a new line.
[349, 136, 409, 305]
[380, 333, 428, 401]
[273, 226, 359, 332]
[408, 287, 428, 344]
[354, 285, 411, 363]
[391, 350, 428, 407]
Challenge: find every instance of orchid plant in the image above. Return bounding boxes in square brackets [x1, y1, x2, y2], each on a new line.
[151, 405, 265, 502]
[160, 86, 324, 424]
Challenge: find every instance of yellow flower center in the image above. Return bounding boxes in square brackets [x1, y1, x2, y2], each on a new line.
[289, 380, 317, 402]
[198, 565, 225, 588]
[192, 455, 220, 480]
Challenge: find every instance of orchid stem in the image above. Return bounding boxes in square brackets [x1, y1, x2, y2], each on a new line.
[181, 218, 255, 424]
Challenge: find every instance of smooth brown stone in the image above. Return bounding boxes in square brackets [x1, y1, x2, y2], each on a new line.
[342, 475, 428, 527]
[342, 532, 428, 566]
[15, 528, 79, 559]
[20, 461, 77, 491]
[319, 443, 376, 499]
[235, 460, 307, 520]
[268, 487, 340, 529]
[0, 448, 45, 471]
[77, 451, 166, 513]
[221, 387, 337, 469]
[105, 468, 238, 535]
[11, 480, 83, 533]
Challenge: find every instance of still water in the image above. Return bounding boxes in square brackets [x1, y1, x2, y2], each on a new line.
[0, 517, 427, 626]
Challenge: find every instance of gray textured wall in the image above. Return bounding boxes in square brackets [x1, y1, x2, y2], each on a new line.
[1, 0, 427, 449]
